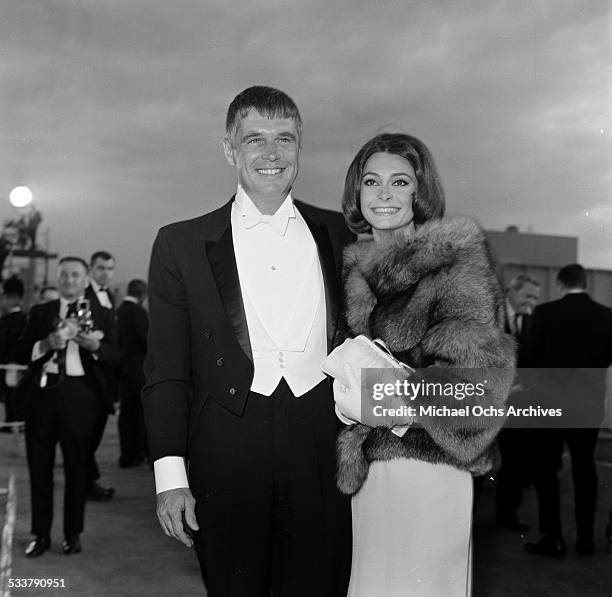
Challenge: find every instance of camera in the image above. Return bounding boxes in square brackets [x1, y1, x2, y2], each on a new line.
[54, 298, 103, 341]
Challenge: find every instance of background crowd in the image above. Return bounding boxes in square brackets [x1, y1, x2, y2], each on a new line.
[0, 252, 148, 556]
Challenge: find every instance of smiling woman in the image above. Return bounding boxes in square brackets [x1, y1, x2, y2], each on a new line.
[359, 152, 417, 238]
[342, 133, 445, 238]
[331, 132, 515, 597]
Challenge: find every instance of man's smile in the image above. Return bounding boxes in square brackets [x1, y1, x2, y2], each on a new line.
[256, 168, 285, 176]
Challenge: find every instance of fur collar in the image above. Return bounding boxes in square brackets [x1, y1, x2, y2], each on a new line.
[343, 215, 492, 338]
[344, 215, 486, 293]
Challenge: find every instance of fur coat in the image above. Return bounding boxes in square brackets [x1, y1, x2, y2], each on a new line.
[336, 215, 516, 495]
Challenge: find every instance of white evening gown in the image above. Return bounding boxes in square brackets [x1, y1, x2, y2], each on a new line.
[348, 459, 472, 597]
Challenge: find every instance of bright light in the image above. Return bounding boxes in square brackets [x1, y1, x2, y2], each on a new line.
[9, 185, 33, 208]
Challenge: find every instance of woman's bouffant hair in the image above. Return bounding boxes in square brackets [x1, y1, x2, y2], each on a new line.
[342, 133, 446, 234]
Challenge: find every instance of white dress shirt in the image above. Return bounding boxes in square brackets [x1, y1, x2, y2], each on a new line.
[232, 187, 326, 396]
[505, 299, 521, 336]
[90, 279, 113, 309]
[154, 188, 328, 493]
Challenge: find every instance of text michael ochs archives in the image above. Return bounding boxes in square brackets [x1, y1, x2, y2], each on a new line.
[368, 379, 563, 418]
[371, 403, 563, 418]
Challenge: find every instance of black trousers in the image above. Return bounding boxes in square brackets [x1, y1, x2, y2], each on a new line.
[495, 428, 535, 523]
[86, 369, 116, 485]
[25, 376, 97, 537]
[189, 379, 351, 597]
[86, 411, 108, 486]
[118, 377, 147, 464]
[2, 385, 17, 424]
[532, 428, 600, 542]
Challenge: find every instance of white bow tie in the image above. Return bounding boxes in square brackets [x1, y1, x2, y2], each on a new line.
[242, 210, 292, 236]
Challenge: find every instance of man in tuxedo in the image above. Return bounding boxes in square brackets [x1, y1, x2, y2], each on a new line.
[0, 276, 28, 430]
[523, 264, 612, 557]
[117, 279, 148, 468]
[17, 257, 117, 556]
[84, 250, 117, 501]
[495, 274, 540, 531]
[143, 86, 353, 596]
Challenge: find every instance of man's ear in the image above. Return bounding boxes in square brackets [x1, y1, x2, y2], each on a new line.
[222, 137, 235, 166]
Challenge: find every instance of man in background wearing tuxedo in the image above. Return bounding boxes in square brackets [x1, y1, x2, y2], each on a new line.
[495, 274, 540, 531]
[117, 278, 149, 468]
[523, 264, 612, 557]
[143, 86, 353, 596]
[18, 257, 117, 557]
[84, 250, 117, 501]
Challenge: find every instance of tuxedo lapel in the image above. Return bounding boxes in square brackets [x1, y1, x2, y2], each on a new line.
[504, 316, 511, 336]
[31, 300, 60, 369]
[205, 217, 253, 362]
[45, 299, 61, 331]
[297, 205, 341, 351]
[204, 198, 341, 359]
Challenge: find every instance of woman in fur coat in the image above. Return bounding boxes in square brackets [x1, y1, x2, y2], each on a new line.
[330, 133, 515, 597]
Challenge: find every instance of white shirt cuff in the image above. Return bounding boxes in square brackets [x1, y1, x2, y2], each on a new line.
[32, 340, 46, 362]
[153, 456, 189, 494]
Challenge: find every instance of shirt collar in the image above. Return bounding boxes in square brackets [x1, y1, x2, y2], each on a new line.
[60, 296, 80, 309]
[234, 186, 296, 219]
[90, 279, 104, 292]
[123, 295, 139, 304]
[505, 298, 517, 320]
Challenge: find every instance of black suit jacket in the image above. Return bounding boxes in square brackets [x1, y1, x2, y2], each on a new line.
[85, 284, 116, 312]
[504, 312, 533, 368]
[117, 300, 148, 383]
[0, 310, 28, 363]
[522, 292, 612, 426]
[15, 299, 119, 414]
[143, 198, 354, 462]
[85, 284, 119, 396]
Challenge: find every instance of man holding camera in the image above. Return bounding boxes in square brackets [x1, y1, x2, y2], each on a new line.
[17, 256, 117, 557]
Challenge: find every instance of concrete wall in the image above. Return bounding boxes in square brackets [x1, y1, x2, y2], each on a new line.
[485, 228, 611, 307]
[486, 229, 577, 267]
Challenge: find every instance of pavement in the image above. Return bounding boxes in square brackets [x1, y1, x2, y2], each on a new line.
[1, 419, 611, 597]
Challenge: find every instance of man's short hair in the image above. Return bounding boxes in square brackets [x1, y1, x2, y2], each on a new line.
[342, 133, 446, 234]
[507, 274, 540, 293]
[3, 276, 24, 298]
[90, 250, 114, 265]
[59, 256, 89, 272]
[225, 86, 302, 139]
[127, 279, 147, 298]
[557, 263, 587, 289]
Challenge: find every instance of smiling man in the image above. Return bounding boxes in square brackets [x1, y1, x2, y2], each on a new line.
[18, 257, 117, 557]
[143, 86, 353, 596]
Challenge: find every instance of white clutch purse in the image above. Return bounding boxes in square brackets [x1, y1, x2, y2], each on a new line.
[321, 335, 413, 387]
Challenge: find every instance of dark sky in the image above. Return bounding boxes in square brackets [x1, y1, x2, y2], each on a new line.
[2, 0, 610, 283]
